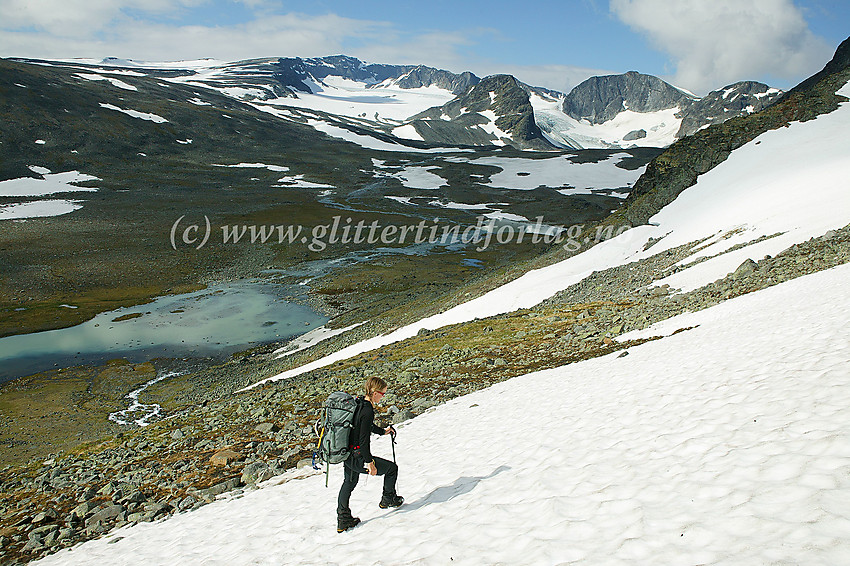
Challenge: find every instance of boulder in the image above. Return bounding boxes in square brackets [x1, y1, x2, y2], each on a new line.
[255, 422, 280, 435]
[733, 258, 758, 279]
[392, 409, 415, 424]
[71, 501, 95, 521]
[241, 462, 272, 485]
[200, 477, 242, 499]
[85, 504, 124, 528]
[177, 496, 197, 511]
[31, 509, 57, 525]
[210, 450, 241, 467]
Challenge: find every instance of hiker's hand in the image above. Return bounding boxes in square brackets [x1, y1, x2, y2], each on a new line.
[368, 461, 377, 475]
[385, 426, 396, 438]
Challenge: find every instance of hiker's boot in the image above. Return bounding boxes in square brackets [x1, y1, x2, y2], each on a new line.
[337, 510, 360, 533]
[379, 493, 404, 509]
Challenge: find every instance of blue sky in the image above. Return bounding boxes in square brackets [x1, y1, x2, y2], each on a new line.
[0, 0, 846, 94]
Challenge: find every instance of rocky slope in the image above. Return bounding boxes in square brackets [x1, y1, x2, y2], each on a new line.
[675, 80, 782, 137]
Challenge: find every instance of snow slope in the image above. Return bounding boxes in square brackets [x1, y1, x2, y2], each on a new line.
[36, 262, 850, 565]
[249, 79, 850, 389]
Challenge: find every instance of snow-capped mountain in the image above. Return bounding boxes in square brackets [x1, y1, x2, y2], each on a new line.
[162, 55, 479, 102]
[531, 72, 782, 149]
[82, 55, 782, 151]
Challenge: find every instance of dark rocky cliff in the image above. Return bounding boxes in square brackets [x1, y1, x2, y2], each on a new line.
[562, 71, 695, 124]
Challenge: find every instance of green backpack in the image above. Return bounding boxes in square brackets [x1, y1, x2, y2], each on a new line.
[314, 391, 359, 484]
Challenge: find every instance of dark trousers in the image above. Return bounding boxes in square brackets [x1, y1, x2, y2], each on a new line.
[337, 455, 398, 516]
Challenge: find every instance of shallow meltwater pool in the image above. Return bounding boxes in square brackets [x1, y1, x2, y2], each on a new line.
[0, 281, 328, 383]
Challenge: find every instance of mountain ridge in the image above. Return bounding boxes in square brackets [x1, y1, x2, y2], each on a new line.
[26, 54, 783, 151]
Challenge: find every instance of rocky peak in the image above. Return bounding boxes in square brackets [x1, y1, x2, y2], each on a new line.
[782, 35, 850, 98]
[562, 71, 695, 124]
[270, 57, 314, 94]
[402, 73, 551, 149]
[393, 66, 480, 95]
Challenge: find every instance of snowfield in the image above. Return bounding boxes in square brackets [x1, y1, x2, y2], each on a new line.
[447, 152, 642, 192]
[262, 77, 456, 123]
[35, 262, 850, 565]
[530, 93, 682, 149]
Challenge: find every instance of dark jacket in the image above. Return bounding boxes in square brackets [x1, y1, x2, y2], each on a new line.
[350, 396, 385, 463]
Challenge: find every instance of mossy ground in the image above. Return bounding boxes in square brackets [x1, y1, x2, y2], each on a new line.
[0, 360, 155, 465]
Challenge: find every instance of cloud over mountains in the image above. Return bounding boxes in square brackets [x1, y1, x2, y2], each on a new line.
[610, 0, 832, 94]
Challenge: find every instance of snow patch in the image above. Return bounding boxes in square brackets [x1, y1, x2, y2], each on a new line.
[75, 73, 137, 91]
[477, 109, 510, 145]
[392, 124, 424, 141]
[273, 323, 366, 358]
[0, 171, 99, 197]
[273, 175, 335, 189]
[446, 153, 641, 192]
[213, 163, 289, 172]
[0, 200, 83, 220]
[391, 166, 447, 189]
[99, 103, 168, 123]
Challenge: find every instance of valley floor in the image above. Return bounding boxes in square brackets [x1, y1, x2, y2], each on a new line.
[33, 261, 850, 566]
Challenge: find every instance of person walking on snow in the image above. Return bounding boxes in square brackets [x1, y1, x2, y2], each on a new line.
[337, 376, 403, 532]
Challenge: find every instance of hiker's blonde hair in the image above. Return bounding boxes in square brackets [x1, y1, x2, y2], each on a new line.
[364, 376, 387, 397]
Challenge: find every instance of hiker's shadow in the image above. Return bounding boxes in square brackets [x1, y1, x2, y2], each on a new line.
[396, 465, 511, 514]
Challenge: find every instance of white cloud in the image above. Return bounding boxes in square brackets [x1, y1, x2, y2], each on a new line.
[0, 1, 503, 80]
[0, 0, 204, 36]
[0, 11, 391, 62]
[610, 0, 833, 93]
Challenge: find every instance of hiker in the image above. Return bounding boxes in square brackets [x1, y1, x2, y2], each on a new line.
[337, 376, 403, 532]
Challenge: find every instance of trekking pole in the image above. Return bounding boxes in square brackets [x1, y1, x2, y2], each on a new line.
[391, 430, 397, 464]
